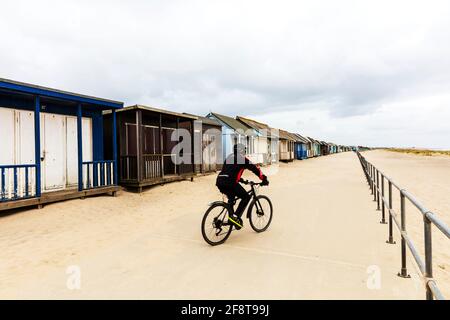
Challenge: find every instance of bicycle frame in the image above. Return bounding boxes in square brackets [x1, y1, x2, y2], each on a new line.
[227, 183, 263, 219]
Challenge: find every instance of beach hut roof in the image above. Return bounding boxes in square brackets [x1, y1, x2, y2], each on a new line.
[209, 112, 257, 136]
[278, 129, 295, 141]
[292, 133, 310, 144]
[307, 137, 319, 143]
[236, 116, 272, 135]
[184, 113, 222, 127]
[236, 116, 274, 137]
[0, 77, 123, 109]
[301, 136, 312, 143]
[114, 105, 197, 120]
[287, 132, 302, 142]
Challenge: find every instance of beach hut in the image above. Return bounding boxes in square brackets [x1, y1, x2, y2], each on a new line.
[278, 130, 295, 162]
[302, 136, 314, 158]
[104, 105, 197, 192]
[292, 134, 309, 160]
[186, 114, 223, 174]
[206, 112, 259, 163]
[320, 141, 330, 156]
[236, 116, 276, 166]
[327, 142, 334, 154]
[308, 137, 321, 157]
[0, 78, 123, 212]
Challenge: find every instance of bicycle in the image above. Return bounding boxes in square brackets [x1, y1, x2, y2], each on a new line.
[201, 179, 273, 246]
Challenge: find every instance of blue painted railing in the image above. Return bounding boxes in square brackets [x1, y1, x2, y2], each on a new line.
[0, 164, 37, 202]
[82, 160, 116, 190]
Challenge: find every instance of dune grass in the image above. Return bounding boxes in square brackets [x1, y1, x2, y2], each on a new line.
[385, 148, 450, 157]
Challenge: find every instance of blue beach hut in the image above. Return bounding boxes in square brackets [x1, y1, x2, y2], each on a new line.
[0, 78, 123, 212]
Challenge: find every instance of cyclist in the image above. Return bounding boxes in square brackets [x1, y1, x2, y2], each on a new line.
[216, 143, 269, 229]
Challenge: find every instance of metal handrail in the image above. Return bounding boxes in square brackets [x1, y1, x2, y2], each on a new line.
[356, 151, 449, 300]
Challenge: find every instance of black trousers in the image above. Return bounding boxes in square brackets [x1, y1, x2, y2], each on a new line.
[218, 183, 251, 218]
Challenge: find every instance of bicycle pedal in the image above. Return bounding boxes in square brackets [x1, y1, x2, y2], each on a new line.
[228, 216, 243, 230]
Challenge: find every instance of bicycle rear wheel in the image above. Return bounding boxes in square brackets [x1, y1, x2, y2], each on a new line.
[248, 195, 273, 232]
[201, 203, 233, 246]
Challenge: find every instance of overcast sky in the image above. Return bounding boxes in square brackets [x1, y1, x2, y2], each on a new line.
[1, 0, 450, 149]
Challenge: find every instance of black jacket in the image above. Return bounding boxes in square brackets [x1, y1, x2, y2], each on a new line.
[216, 153, 263, 188]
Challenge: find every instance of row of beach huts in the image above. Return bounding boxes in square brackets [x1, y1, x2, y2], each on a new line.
[0, 78, 359, 212]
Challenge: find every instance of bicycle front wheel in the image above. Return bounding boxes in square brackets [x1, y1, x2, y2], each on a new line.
[248, 195, 273, 232]
[201, 203, 233, 246]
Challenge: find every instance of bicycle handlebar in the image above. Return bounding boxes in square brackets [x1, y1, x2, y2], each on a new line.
[240, 179, 267, 186]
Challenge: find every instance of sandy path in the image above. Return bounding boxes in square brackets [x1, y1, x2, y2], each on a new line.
[363, 150, 450, 298]
[0, 152, 424, 299]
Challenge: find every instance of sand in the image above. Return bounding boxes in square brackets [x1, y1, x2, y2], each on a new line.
[0, 152, 427, 299]
[363, 150, 450, 298]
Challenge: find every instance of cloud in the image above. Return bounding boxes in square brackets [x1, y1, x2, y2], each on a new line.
[1, 0, 449, 148]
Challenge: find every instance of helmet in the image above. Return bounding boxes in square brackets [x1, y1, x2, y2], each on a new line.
[233, 143, 246, 155]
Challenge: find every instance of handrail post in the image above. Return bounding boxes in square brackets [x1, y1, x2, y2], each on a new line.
[398, 190, 410, 278]
[386, 181, 396, 244]
[370, 164, 374, 195]
[376, 170, 380, 210]
[365, 159, 369, 184]
[380, 174, 386, 224]
[369, 164, 373, 193]
[373, 167, 376, 201]
[424, 215, 433, 300]
[372, 165, 375, 196]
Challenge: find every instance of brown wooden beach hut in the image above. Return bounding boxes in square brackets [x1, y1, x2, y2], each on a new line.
[320, 141, 330, 156]
[104, 105, 197, 192]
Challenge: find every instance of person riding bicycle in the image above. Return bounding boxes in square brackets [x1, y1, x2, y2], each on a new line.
[216, 143, 269, 229]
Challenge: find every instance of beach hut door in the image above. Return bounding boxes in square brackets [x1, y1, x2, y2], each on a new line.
[202, 134, 216, 172]
[41, 113, 65, 191]
[66, 117, 93, 187]
[0, 108, 15, 166]
[41, 114, 93, 191]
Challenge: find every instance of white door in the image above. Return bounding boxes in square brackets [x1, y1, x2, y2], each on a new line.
[42, 113, 66, 191]
[0, 108, 15, 199]
[16, 110, 35, 165]
[0, 107, 15, 165]
[47, 115, 93, 190]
